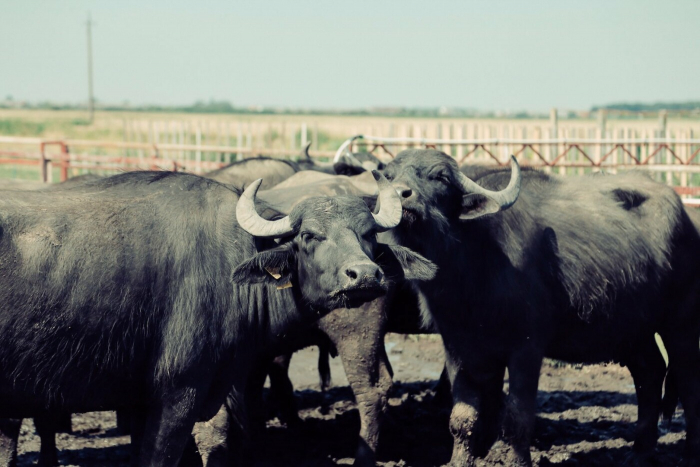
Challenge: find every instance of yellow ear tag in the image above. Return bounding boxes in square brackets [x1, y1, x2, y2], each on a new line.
[276, 281, 293, 290]
[264, 267, 282, 280]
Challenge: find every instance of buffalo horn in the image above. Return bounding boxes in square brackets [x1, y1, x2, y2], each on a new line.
[236, 179, 294, 238]
[371, 170, 402, 231]
[457, 155, 521, 210]
[333, 135, 364, 163]
[300, 142, 312, 161]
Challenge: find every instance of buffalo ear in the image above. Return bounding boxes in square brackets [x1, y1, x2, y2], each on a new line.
[459, 194, 502, 220]
[232, 243, 295, 285]
[375, 244, 437, 281]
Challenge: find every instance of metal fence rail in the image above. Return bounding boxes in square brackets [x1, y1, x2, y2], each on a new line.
[348, 135, 700, 169]
[0, 136, 336, 182]
[340, 135, 700, 205]
[0, 134, 699, 205]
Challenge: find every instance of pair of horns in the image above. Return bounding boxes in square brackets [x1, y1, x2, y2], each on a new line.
[236, 170, 402, 238]
[458, 155, 521, 210]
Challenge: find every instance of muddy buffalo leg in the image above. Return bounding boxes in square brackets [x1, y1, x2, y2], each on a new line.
[0, 418, 21, 467]
[501, 349, 542, 467]
[446, 363, 481, 467]
[471, 368, 506, 458]
[625, 335, 666, 464]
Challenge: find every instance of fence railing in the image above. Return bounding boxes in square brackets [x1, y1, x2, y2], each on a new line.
[348, 135, 700, 170]
[1, 134, 699, 205]
[342, 135, 700, 205]
[0, 136, 335, 182]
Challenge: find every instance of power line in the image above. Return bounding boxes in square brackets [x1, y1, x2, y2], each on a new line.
[86, 12, 95, 123]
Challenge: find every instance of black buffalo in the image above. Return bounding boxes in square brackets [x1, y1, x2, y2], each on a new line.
[0, 170, 435, 466]
[204, 143, 385, 191]
[193, 173, 422, 466]
[204, 157, 299, 190]
[382, 149, 700, 466]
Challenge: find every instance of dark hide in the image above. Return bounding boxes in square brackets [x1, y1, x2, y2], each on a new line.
[382, 149, 700, 466]
[0, 173, 102, 192]
[258, 171, 378, 215]
[204, 157, 300, 190]
[0, 171, 433, 466]
[333, 152, 386, 176]
[295, 142, 385, 176]
[661, 205, 700, 424]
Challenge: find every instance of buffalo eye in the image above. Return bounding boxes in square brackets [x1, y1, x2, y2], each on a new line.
[301, 232, 321, 243]
[428, 170, 450, 184]
[361, 230, 377, 243]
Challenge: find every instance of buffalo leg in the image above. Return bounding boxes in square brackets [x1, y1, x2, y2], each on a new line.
[34, 415, 58, 467]
[267, 354, 301, 426]
[318, 341, 332, 392]
[501, 349, 542, 467]
[446, 363, 482, 467]
[433, 365, 452, 407]
[445, 352, 507, 466]
[116, 409, 132, 435]
[137, 387, 203, 467]
[244, 357, 271, 448]
[662, 332, 700, 464]
[0, 418, 21, 467]
[661, 367, 679, 427]
[471, 368, 506, 458]
[625, 336, 666, 464]
[128, 407, 148, 466]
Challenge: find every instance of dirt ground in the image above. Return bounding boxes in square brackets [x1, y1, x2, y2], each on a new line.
[16, 334, 686, 466]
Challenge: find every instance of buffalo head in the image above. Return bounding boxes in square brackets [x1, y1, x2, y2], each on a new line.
[382, 149, 521, 232]
[232, 171, 437, 311]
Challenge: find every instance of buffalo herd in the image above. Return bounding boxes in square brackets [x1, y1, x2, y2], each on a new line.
[0, 143, 698, 467]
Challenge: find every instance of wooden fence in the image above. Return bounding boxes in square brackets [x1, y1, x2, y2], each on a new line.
[0, 109, 699, 205]
[115, 110, 700, 157]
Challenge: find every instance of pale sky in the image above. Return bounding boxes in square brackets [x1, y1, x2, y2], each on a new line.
[1, 0, 699, 111]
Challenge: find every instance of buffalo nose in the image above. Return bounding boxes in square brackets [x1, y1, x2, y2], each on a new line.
[344, 263, 383, 287]
[395, 185, 413, 199]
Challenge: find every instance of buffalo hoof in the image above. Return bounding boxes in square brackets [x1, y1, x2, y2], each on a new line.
[680, 454, 700, 467]
[443, 452, 477, 467]
[622, 451, 656, 467]
[178, 434, 203, 467]
[503, 451, 532, 467]
[55, 414, 72, 434]
[353, 439, 376, 466]
[36, 451, 58, 467]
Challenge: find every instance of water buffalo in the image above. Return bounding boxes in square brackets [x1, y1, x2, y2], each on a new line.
[204, 157, 300, 190]
[382, 148, 700, 466]
[8, 151, 387, 465]
[192, 171, 430, 466]
[204, 143, 385, 191]
[0, 170, 435, 466]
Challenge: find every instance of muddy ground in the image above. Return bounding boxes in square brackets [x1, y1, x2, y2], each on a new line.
[17, 334, 686, 466]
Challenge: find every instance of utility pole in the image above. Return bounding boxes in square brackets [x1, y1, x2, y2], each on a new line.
[86, 12, 95, 123]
